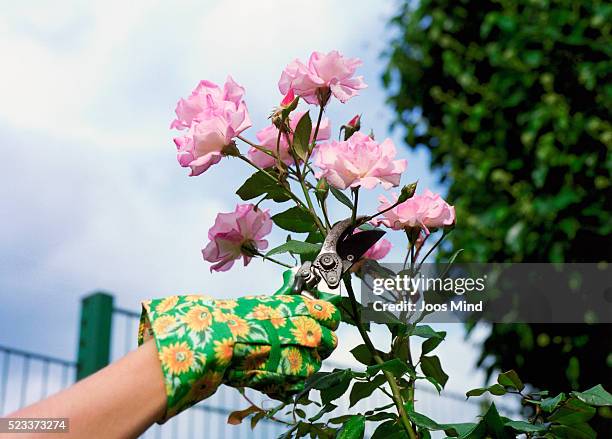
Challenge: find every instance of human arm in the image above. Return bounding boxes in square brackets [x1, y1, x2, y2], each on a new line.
[2, 340, 165, 439]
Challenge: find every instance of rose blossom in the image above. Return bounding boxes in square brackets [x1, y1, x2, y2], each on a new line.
[362, 237, 392, 260]
[373, 190, 456, 234]
[171, 76, 252, 176]
[247, 111, 331, 168]
[278, 51, 367, 105]
[313, 132, 407, 190]
[202, 204, 272, 272]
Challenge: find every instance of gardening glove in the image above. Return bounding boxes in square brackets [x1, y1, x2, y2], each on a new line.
[138, 286, 340, 421]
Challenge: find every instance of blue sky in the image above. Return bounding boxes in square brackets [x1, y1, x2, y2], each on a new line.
[0, 0, 490, 406]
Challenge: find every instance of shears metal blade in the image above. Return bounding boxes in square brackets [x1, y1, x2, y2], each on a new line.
[292, 216, 386, 294]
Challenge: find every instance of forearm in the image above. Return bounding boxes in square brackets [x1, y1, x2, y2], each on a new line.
[2, 340, 166, 439]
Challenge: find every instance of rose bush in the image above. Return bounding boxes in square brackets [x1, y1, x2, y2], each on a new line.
[169, 50, 611, 438]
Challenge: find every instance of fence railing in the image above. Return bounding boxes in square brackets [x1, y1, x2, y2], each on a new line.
[0, 345, 76, 415]
[1, 291, 512, 438]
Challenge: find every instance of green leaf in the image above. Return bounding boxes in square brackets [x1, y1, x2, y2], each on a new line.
[306, 230, 325, 243]
[549, 423, 596, 439]
[480, 403, 513, 439]
[236, 169, 290, 202]
[571, 384, 612, 407]
[421, 331, 446, 355]
[350, 375, 386, 407]
[420, 355, 448, 388]
[272, 206, 316, 232]
[250, 411, 265, 429]
[266, 240, 321, 257]
[366, 359, 414, 378]
[350, 344, 375, 366]
[337, 296, 370, 330]
[292, 111, 312, 161]
[308, 402, 337, 422]
[301, 231, 324, 263]
[404, 407, 475, 437]
[405, 409, 443, 431]
[423, 376, 443, 393]
[308, 370, 349, 390]
[548, 397, 596, 425]
[366, 412, 397, 422]
[336, 414, 365, 439]
[497, 370, 524, 391]
[330, 186, 354, 209]
[320, 370, 353, 404]
[276, 424, 298, 439]
[541, 393, 565, 412]
[488, 383, 507, 396]
[371, 420, 408, 439]
[410, 325, 445, 339]
[504, 420, 547, 433]
[465, 384, 506, 398]
[466, 387, 487, 398]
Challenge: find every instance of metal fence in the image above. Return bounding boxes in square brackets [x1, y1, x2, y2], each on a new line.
[0, 291, 509, 438]
[0, 345, 76, 416]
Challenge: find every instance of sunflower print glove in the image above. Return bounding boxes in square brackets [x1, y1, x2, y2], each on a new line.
[138, 291, 340, 422]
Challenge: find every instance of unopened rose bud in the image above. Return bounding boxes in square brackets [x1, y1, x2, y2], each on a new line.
[397, 181, 418, 203]
[280, 88, 296, 108]
[347, 114, 361, 129]
[315, 177, 329, 201]
[270, 89, 298, 132]
[341, 114, 361, 140]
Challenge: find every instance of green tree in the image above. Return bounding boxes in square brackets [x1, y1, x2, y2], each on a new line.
[383, 0, 611, 433]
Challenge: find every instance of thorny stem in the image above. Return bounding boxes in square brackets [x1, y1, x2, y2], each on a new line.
[275, 129, 285, 171]
[342, 276, 417, 439]
[320, 197, 332, 230]
[254, 251, 293, 268]
[297, 170, 326, 236]
[415, 230, 451, 274]
[304, 104, 325, 167]
[363, 197, 407, 223]
[285, 131, 327, 237]
[236, 135, 275, 157]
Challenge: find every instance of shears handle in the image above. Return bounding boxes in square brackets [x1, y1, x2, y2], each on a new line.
[273, 269, 342, 305]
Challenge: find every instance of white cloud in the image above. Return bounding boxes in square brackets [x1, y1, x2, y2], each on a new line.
[0, 2, 476, 413]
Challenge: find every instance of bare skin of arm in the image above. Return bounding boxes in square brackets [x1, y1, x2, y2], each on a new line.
[1, 340, 166, 439]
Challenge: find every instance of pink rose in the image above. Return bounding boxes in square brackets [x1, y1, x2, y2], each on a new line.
[278, 51, 367, 105]
[171, 76, 252, 176]
[247, 111, 331, 168]
[313, 132, 407, 190]
[202, 204, 272, 272]
[362, 237, 392, 260]
[373, 190, 456, 234]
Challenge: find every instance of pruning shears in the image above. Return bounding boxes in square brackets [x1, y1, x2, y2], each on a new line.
[274, 216, 386, 301]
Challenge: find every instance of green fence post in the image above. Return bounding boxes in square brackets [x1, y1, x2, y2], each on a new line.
[76, 292, 114, 380]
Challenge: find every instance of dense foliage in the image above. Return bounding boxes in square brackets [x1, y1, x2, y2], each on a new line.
[383, 0, 612, 434]
[384, 0, 610, 263]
